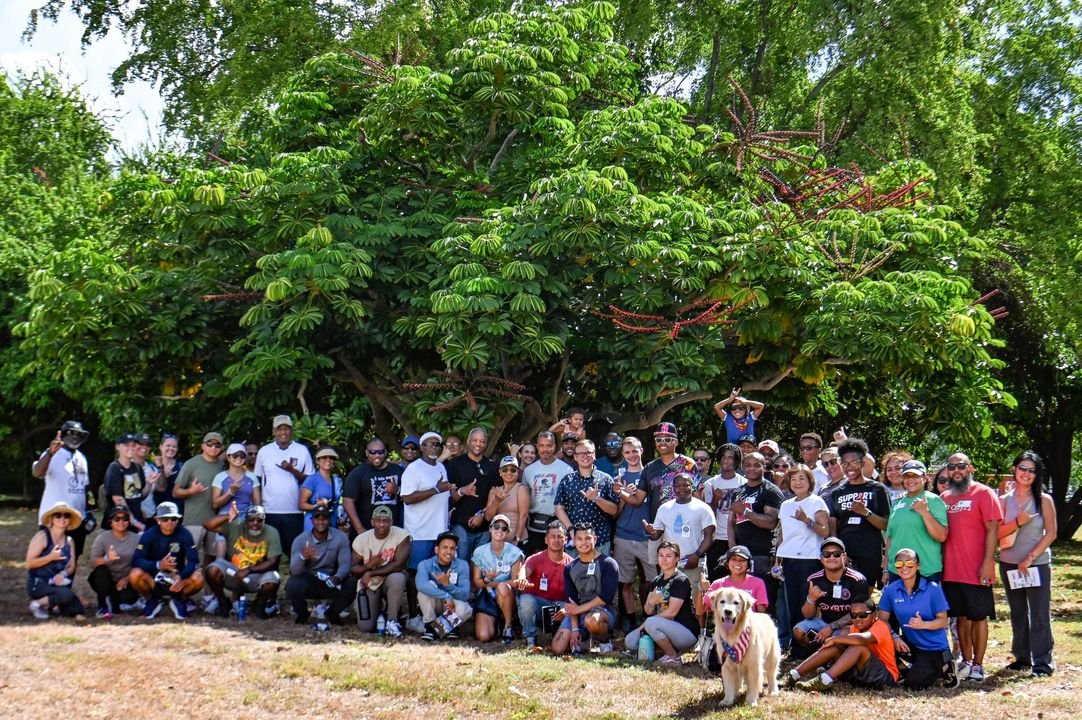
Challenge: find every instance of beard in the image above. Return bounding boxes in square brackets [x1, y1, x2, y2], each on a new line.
[948, 474, 973, 491]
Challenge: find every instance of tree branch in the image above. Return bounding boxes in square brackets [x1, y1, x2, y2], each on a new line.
[331, 353, 416, 439]
[296, 378, 309, 416]
[488, 128, 519, 176]
[610, 390, 714, 432]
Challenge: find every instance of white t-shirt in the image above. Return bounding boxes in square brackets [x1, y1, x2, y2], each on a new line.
[813, 463, 830, 493]
[400, 459, 450, 541]
[776, 494, 829, 559]
[651, 497, 716, 558]
[522, 458, 573, 517]
[254, 441, 314, 514]
[36, 448, 90, 523]
[702, 473, 746, 541]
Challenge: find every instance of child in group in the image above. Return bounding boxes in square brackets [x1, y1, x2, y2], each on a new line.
[713, 389, 765, 444]
[789, 597, 899, 691]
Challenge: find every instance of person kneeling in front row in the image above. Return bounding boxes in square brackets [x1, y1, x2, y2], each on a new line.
[416, 532, 473, 640]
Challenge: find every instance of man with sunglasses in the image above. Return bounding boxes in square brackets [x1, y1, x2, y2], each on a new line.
[792, 597, 898, 692]
[824, 438, 891, 585]
[33, 420, 93, 558]
[254, 415, 314, 563]
[401, 431, 454, 629]
[797, 433, 830, 491]
[594, 432, 624, 477]
[203, 503, 282, 618]
[174, 431, 227, 566]
[939, 452, 1002, 682]
[792, 536, 870, 653]
[343, 438, 404, 535]
[446, 427, 498, 560]
[817, 447, 845, 497]
[130, 501, 204, 619]
[642, 422, 698, 523]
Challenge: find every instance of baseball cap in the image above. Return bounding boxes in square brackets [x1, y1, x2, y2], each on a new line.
[226, 442, 247, 456]
[757, 439, 779, 454]
[418, 431, 443, 446]
[900, 460, 927, 475]
[737, 433, 757, 445]
[820, 536, 846, 552]
[202, 431, 224, 444]
[310, 505, 333, 518]
[115, 432, 137, 444]
[725, 545, 752, 561]
[491, 513, 512, 527]
[246, 505, 266, 520]
[315, 447, 339, 460]
[561, 432, 578, 442]
[653, 421, 678, 437]
[401, 435, 420, 447]
[134, 432, 153, 446]
[371, 506, 393, 520]
[272, 414, 293, 429]
[499, 455, 519, 469]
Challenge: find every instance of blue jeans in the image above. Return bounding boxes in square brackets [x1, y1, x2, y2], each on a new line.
[452, 524, 490, 561]
[780, 557, 823, 648]
[518, 592, 564, 638]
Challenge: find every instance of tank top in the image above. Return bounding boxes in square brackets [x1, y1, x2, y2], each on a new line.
[494, 483, 523, 537]
[1000, 492, 1050, 565]
[29, 529, 71, 581]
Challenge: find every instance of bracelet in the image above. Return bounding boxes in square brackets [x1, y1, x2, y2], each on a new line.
[805, 596, 816, 605]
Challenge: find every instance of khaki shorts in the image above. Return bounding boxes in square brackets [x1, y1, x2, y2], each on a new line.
[613, 537, 656, 583]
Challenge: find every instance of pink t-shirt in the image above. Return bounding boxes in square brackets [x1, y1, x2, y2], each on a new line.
[704, 575, 769, 611]
[941, 482, 1003, 584]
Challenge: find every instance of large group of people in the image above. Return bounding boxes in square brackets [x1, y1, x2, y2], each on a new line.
[26, 401, 1059, 692]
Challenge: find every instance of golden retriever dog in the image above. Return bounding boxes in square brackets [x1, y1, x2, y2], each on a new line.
[708, 587, 780, 707]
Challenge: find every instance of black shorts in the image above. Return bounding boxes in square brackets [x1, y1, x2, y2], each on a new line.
[904, 647, 952, 689]
[848, 555, 883, 588]
[842, 652, 897, 689]
[942, 581, 996, 621]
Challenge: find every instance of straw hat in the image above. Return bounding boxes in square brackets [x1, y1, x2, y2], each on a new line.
[41, 501, 83, 529]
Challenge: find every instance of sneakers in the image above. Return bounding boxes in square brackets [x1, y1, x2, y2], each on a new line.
[422, 624, 437, 641]
[406, 615, 427, 634]
[956, 660, 972, 680]
[312, 602, 329, 620]
[1033, 666, 1054, 678]
[967, 664, 985, 682]
[203, 597, 220, 616]
[942, 658, 961, 689]
[525, 635, 538, 651]
[595, 641, 614, 654]
[658, 655, 682, 666]
[96, 608, 113, 620]
[797, 674, 832, 692]
[784, 669, 803, 688]
[503, 627, 515, 646]
[169, 598, 189, 620]
[385, 619, 403, 638]
[216, 598, 233, 618]
[446, 629, 460, 640]
[142, 595, 164, 619]
[264, 602, 280, 617]
[29, 599, 50, 620]
[120, 598, 145, 613]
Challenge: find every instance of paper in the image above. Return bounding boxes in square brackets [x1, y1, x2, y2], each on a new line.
[1006, 567, 1041, 589]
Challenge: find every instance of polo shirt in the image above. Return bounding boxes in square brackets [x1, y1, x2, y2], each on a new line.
[880, 576, 950, 651]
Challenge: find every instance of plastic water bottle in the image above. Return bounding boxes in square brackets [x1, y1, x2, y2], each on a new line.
[637, 634, 655, 662]
[236, 595, 248, 621]
[376, 614, 386, 635]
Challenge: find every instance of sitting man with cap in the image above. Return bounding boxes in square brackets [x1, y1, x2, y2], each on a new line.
[351, 505, 411, 636]
[203, 503, 283, 619]
[130, 501, 205, 619]
[792, 536, 870, 653]
[415, 531, 473, 640]
[286, 504, 357, 624]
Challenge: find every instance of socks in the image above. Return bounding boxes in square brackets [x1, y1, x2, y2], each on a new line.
[820, 673, 833, 686]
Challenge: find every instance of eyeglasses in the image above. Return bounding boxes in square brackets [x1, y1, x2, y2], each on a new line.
[693, 456, 711, 462]
[823, 458, 839, 466]
[421, 441, 442, 448]
[490, 524, 509, 532]
[800, 444, 820, 451]
[204, 442, 222, 448]
[894, 560, 917, 569]
[367, 449, 387, 455]
[446, 440, 462, 447]
[850, 610, 873, 619]
[573, 451, 594, 457]
[1015, 466, 1036, 474]
[499, 467, 518, 474]
[946, 462, 969, 470]
[821, 550, 844, 558]
[841, 459, 862, 468]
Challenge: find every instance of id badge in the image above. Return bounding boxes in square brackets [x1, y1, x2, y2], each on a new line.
[587, 562, 596, 576]
[681, 524, 692, 537]
[848, 515, 862, 525]
[832, 583, 843, 599]
[448, 570, 458, 585]
[539, 576, 549, 592]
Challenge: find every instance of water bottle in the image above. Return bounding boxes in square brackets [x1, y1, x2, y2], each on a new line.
[376, 614, 386, 635]
[637, 634, 655, 662]
[236, 595, 248, 621]
[357, 591, 371, 621]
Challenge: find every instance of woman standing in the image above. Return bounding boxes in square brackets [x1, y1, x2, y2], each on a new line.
[152, 433, 185, 509]
[516, 443, 538, 470]
[299, 447, 344, 532]
[626, 541, 700, 665]
[998, 451, 1057, 676]
[884, 460, 947, 586]
[212, 443, 262, 516]
[774, 465, 829, 649]
[26, 501, 86, 620]
[485, 456, 531, 545]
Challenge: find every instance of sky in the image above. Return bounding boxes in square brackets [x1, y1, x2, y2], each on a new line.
[0, 0, 164, 157]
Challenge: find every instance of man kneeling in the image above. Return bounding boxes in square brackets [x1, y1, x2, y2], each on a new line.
[789, 597, 899, 691]
[416, 532, 472, 640]
[203, 504, 282, 618]
[129, 502, 204, 620]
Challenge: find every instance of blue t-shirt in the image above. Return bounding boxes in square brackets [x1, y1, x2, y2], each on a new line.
[723, 413, 756, 444]
[301, 473, 344, 532]
[614, 470, 650, 541]
[471, 542, 524, 582]
[880, 577, 950, 652]
[595, 456, 625, 477]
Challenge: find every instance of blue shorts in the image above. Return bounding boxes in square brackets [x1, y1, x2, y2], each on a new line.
[559, 606, 616, 633]
[408, 540, 437, 570]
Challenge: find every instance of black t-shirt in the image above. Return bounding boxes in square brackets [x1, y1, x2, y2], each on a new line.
[806, 567, 870, 624]
[103, 460, 147, 524]
[343, 462, 404, 529]
[446, 454, 498, 527]
[731, 480, 784, 557]
[650, 570, 699, 636]
[825, 480, 891, 559]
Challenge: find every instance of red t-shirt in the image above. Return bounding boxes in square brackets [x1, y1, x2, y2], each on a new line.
[940, 482, 1003, 584]
[524, 550, 574, 602]
[850, 619, 900, 681]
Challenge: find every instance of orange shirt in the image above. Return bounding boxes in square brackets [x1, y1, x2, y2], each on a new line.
[849, 618, 900, 681]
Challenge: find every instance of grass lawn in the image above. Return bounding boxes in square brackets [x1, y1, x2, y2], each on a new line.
[0, 505, 1078, 718]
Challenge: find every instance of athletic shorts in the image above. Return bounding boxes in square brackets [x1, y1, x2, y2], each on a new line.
[842, 652, 897, 689]
[942, 581, 996, 621]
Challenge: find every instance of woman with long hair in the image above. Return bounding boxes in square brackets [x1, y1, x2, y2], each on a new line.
[998, 451, 1057, 676]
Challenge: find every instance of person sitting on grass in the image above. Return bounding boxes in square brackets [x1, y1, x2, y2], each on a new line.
[285, 505, 356, 625]
[790, 597, 900, 691]
[471, 513, 524, 644]
[351, 505, 411, 637]
[551, 523, 620, 655]
[416, 532, 473, 640]
[203, 503, 282, 619]
[130, 501, 204, 620]
[879, 548, 958, 688]
[26, 501, 86, 620]
[624, 541, 700, 666]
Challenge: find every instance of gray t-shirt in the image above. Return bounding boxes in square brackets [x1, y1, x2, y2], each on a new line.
[89, 531, 140, 582]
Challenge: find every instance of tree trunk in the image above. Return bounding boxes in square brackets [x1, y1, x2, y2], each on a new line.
[1031, 427, 1079, 541]
[701, 31, 721, 120]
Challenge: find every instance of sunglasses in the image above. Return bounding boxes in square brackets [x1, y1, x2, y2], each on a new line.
[490, 524, 509, 532]
[499, 466, 518, 473]
[946, 462, 969, 470]
[821, 550, 844, 558]
[421, 441, 443, 448]
[894, 560, 917, 569]
[800, 444, 821, 451]
[229, 453, 247, 460]
[1015, 466, 1037, 474]
[367, 449, 387, 455]
[693, 456, 711, 462]
[54, 514, 72, 521]
[158, 517, 179, 523]
[823, 458, 839, 466]
[112, 515, 130, 523]
[605, 441, 621, 448]
[772, 463, 791, 470]
[204, 442, 222, 448]
[655, 437, 676, 444]
[850, 610, 874, 619]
